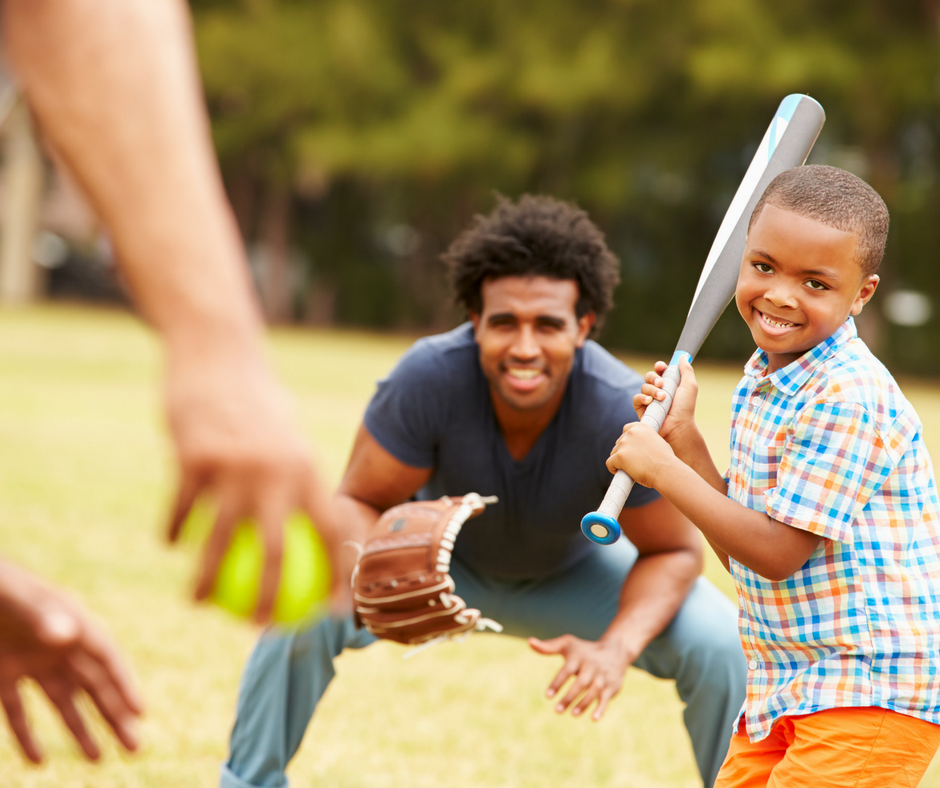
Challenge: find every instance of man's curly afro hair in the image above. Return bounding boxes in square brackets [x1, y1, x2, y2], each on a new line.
[442, 194, 621, 335]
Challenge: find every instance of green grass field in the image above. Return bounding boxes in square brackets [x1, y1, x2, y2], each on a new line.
[1, 304, 939, 787]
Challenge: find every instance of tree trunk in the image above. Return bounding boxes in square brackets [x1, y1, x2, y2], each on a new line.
[0, 97, 44, 304]
[260, 181, 292, 323]
[227, 165, 258, 242]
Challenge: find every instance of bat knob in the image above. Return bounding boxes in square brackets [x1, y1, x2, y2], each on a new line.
[580, 512, 622, 545]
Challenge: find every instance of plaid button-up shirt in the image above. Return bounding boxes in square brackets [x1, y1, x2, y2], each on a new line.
[726, 318, 940, 740]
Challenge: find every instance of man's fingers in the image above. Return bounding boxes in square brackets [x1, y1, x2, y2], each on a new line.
[194, 498, 239, 601]
[545, 661, 577, 700]
[37, 677, 100, 761]
[556, 671, 594, 713]
[253, 495, 289, 623]
[555, 662, 595, 713]
[592, 687, 615, 721]
[69, 650, 141, 752]
[166, 473, 201, 543]
[0, 682, 42, 763]
[528, 636, 575, 699]
[528, 636, 566, 656]
[572, 677, 606, 718]
[56, 603, 144, 720]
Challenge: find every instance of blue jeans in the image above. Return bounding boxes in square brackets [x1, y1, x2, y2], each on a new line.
[221, 539, 746, 788]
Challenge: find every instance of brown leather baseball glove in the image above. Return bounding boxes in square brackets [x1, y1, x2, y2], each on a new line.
[352, 493, 501, 651]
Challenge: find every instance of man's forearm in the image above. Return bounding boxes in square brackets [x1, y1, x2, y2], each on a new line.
[3, 0, 261, 351]
[599, 547, 700, 660]
[333, 493, 381, 551]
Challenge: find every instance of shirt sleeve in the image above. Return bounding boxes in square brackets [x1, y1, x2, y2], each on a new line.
[363, 341, 445, 469]
[764, 399, 896, 543]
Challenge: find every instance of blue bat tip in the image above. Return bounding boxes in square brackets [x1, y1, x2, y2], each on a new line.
[581, 512, 622, 545]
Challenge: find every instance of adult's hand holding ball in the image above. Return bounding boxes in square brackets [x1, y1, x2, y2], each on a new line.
[182, 505, 332, 626]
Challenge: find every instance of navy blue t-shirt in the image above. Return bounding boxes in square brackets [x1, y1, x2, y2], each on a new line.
[363, 323, 658, 580]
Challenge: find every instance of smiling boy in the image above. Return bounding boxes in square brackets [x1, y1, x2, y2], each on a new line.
[609, 165, 940, 786]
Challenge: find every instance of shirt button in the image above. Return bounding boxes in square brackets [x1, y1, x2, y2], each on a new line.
[748, 659, 759, 671]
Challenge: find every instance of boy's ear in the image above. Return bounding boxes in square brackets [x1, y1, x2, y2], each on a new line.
[851, 275, 880, 316]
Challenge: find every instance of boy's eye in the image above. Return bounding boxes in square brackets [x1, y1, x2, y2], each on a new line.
[754, 262, 773, 274]
[806, 280, 828, 291]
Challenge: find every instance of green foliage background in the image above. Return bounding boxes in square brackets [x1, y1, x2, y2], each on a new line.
[191, 0, 940, 373]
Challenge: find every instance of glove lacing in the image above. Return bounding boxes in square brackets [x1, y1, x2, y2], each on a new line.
[402, 493, 502, 658]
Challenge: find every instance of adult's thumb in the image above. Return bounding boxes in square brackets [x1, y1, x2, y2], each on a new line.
[528, 636, 566, 655]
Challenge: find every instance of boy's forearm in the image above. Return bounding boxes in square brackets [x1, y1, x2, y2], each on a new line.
[667, 425, 728, 495]
[702, 536, 732, 573]
[652, 458, 817, 581]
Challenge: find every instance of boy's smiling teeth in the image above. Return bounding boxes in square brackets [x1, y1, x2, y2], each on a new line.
[508, 367, 541, 380]
[760, 311, 797, 329]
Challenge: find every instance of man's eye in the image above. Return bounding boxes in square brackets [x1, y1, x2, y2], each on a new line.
[754, 263, 773, 274]
[806, 280, 828, 291]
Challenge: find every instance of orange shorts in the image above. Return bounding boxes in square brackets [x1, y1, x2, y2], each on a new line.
[714, 707, 940, 788]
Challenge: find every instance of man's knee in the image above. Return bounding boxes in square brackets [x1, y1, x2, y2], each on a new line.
[226, 616, 378, 786]
[668, 581, 745, 696]
[235, 616, 374, 713]
[286, 614, 376, 662]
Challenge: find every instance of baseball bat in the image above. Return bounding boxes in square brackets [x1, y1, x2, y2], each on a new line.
[581, 94, 826, 546]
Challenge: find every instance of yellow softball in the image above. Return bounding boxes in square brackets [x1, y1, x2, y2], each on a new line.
[183, 505, 331, 625]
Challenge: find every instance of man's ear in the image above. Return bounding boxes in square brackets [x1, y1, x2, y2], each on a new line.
[851, 275, 880, 316]
[575, 311, 596, 346]
[469, 311, 481, 336]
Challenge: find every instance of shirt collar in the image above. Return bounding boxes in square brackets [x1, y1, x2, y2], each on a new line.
[744, 318, 856, 396]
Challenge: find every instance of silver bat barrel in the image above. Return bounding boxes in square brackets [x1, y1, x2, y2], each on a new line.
[581, 94, 826, 546]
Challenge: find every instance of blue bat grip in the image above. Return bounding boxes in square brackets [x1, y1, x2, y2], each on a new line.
[581, 352, 689, 546]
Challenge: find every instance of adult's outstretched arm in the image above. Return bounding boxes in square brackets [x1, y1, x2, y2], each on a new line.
[2, 0, 339, 621]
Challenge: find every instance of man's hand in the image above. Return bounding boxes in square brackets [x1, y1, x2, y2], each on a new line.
[164, 342, 342, 623]
[0, 560, 143, 763]
[529, 635, 632, 721]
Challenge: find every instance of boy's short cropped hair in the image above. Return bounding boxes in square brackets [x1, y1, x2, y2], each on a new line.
[748, 164, 889, 278]
[442, 194, 621, 334]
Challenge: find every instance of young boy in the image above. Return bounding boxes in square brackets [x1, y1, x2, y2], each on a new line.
[608, 165, 940, 787]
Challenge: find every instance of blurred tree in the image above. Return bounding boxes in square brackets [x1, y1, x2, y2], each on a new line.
[191, 0, 940, 373]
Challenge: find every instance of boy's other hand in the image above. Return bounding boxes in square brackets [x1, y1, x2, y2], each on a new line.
[632, 358, 699, 446]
